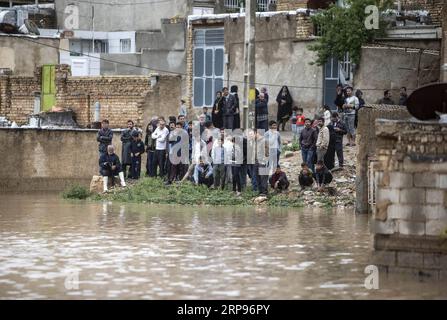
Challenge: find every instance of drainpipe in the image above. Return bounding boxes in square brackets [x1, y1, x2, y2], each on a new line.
[94, 101, 101, 122]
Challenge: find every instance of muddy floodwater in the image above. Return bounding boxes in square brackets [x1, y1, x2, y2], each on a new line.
[0, 193, 446, 299]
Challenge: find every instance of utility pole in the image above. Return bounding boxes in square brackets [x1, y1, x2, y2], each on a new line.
[242, 0, 256, 131]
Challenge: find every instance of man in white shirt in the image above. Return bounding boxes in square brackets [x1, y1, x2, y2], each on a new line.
[342, 86, 359, 147]
[151, 119, 170, 177]
[316, 117, 330, 161]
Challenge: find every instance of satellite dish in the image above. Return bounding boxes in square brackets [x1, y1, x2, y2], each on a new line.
[19, 19, 40, 35]
[406, 83, 447, 120]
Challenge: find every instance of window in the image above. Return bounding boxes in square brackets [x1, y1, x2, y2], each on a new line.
[120, 39, 131, 53]
[193, 28, 225, 108]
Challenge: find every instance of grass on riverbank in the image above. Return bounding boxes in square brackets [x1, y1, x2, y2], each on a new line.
[62, 184, 91, 200]
[90, 177, 307, 208]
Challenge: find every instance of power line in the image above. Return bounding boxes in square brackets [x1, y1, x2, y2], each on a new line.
[8, 33, 323, 90]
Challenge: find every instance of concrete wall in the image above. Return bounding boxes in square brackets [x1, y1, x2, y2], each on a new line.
[55, 0, 191, 31]
[0, 36, 59, 76]
[0, 128, 123, 191]
[371, 119, 447, 279]
[355, 41, 441, 104]
[355, 105, 412, 215]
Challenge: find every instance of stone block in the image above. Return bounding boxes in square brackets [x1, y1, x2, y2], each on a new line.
[426, 189, 444, 205]
[371, 220, 397, 235]
[387, 204, 414, 220]
[389, 172, 413, 188]
[399, 188, 426, 204]
[423, 253, 441, 269]
[414, 173, 440, 188]
[377, 188, 400, 203]
[440, 174, 447, 189]
[426, 219, 447, 236]
[402, 157, 447, 173]
[424, 205, 447, 220]
[398, 221, 425, 236]
[397, 251, 424, 268]
[371, 250, 396, 266]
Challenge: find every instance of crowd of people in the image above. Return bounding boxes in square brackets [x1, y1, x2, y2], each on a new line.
[95, 84, 407, 195]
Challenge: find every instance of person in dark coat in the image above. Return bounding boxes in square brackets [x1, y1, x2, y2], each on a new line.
[299, 118, 318, 173]
[145, 117, 158, 177]
[276, 86, 293, 131]
[324, 123, 336, 170]
[269, 165, 289, 192]
[231, 85, 241, 129]
[130, 130, 145, 179]
[97, 119, 113, 158]
[120, 119, 135, 178]
[256, 93, 269, 132]
[334, 84, 345, 114]
[314, 160, 333, 191]
[354, 90, 365, 129]
[327, 112, 347, 169]
[212, 91, 223, 129]
[399, 87, 408, 106]
[222, 87, 236, 129]
[99, 145, 126, 192]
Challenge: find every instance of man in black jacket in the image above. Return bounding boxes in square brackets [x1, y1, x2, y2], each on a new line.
[97, 119, 113, 158]
[299, 118, 318, 172]
[99, 145, 126, 192]
[222, 87, 236, 130]
[331, 112, 347, 169]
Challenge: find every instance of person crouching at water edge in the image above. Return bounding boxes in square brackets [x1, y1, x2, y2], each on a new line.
[99, 145, 126, 192]
[314, 160, 333, 192]
[193, 156, 214, 188]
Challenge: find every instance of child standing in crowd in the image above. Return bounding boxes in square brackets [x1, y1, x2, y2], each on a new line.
[291, 106, 298, 141]
[203, 107, 212, 123]
[130, 131, 145, 179]
[296, 108, 306, 142]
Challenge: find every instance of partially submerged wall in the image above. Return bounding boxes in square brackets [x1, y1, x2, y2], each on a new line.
[371, 119, 447, 279]
[355, 105, 411, 214]
[0, 128, 124, 192]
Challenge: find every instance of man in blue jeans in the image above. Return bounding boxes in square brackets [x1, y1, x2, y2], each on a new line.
[299, 118, 318, 173]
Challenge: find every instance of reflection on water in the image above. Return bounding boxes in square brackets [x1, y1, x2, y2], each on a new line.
[0, 193, 446, 299]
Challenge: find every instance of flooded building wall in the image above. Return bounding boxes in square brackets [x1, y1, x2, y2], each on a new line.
[371, 119, 447, 279]
[0, 128, 124, 192]
[355, 105, 412, 214]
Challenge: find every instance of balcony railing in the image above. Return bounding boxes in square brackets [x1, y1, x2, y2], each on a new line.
[224, 0, 277, 12]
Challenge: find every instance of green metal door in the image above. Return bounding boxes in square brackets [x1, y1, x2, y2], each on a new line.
[41, 65, 56, 112]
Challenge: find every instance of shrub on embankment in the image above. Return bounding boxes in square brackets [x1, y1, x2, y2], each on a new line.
[62, 185, 91, 200]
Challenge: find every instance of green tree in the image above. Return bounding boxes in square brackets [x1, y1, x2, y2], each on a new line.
[308, 0, 393, 66]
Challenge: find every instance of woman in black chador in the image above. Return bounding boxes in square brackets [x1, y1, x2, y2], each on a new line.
[276, 85, 293, 131]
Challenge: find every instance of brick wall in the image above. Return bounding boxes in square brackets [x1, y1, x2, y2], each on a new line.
[401, 0, 444, 26]
[276, 0, 308, 11]
[296, 11, 314, 39]
[0, 74, 39, 125]
[0, 65, 181, 129]
[371, 119, 447, 279]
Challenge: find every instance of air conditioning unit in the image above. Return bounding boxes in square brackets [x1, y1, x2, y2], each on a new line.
[0, 9, 39, 35]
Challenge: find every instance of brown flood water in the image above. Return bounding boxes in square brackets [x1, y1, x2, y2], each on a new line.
[0, 192, 446, 299]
